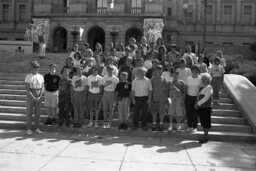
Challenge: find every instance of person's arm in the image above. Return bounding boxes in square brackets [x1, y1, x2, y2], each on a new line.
[147, 79, 152, 105]
[131, 80, 136, 104]
[25, 83, 37, 101]
[197, 86, 213, 106]
[37, 83, 44, 102]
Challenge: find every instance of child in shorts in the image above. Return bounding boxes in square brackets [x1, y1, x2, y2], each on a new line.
[151, 65, 168, 131]
[58, 68, 72, 126]
[102, 65, 119, 129]
[86, 66, 103, 128]
[115, 72, 131, 130]
[168, 69, 186, 132]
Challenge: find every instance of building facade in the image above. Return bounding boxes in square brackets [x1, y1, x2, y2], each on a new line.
[0, 0, 255, 52]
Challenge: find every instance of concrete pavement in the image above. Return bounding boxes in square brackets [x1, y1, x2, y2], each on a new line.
[0, 129, 255, 171]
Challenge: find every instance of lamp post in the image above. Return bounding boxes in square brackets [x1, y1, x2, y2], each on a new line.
[110, 29, 118, 48]
[202, 0, 208, 48]
[71, 29, 79, 45]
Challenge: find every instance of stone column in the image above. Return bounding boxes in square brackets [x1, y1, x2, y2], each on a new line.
[236, 0, 241, 24]
[216, 0, 221, 23]
[177, 0, 183, 21]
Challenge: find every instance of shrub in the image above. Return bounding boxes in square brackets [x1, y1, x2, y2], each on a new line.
[225, 55, 256, 86]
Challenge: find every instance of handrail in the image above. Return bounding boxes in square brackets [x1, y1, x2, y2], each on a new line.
[224, 74, 256, 134]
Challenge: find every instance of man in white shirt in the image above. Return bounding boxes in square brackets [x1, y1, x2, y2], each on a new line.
[183, 45, 197, 65]
[131, 67, 152, 131]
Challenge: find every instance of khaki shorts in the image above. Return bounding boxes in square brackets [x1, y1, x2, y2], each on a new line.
[87, 92, 101, 110]
[44, 91, 58, 108]
[151, 101, 165, 115]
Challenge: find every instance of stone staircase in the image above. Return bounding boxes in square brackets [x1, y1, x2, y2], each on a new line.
[0, 52, 256, 142]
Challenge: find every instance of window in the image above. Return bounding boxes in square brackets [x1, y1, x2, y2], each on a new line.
[223, 6, 232, 24]
[2, 4, 10, 22]
[206, 5, 212, 24]
[184, 7, 193, 24]
[167, 8, 172, 16]
[131, 0, 142, 14]
[97, 0, 107, 13]
[243, 6, 252, 25]
[19, 4, 27, 22]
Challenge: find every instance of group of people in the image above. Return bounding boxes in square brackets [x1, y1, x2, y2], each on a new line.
[25, 37, 225, 143]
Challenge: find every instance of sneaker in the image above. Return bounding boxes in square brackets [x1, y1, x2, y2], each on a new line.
[86, 122, 93, 128]
[186, 127, 194, 132]
[177, 124, 183, 132]
[192, 128, 197, 133]
[152, 124, 158, 131]
[27, 129, 32, 135]
[107, 122, 112, 129]
[118, 123, 124, 130]
[44, 118, 52, 125]
[123, 123, 128, 130]
[35, 129, 43, 134]
[159, 124, 164, 132]
[168, 124, 173, 132]
[94, 122, 99, 129]
[102, 122, 107, 129]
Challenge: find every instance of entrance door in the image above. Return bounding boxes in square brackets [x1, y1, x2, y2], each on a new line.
[87, 26, 105, 51]
[53, 27, 67, 52]
[125, 27, 143, 46]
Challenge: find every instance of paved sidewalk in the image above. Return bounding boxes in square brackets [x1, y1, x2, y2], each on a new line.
[0, 129, 255, 171]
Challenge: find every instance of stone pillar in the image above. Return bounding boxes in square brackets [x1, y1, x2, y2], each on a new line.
[216, 0, 221, 23]
[177, 0, 183, 21]
[197, 0, 202, 22]
[236, 0, 241, 24]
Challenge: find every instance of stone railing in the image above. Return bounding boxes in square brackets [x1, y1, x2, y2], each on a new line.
[224, 74, 256, 133]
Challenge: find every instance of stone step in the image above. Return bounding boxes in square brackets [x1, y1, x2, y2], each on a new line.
[0, 80, 25, 85]
[0, 113, 48, 121]
[0, 94, 26, 100]
[0, 99, 27, 107]
[197, 123, 252, 133]
[212, 109, 241, 117]
[219, 98, 232, 103]
[0, 121, 255, 142]
[215, 103, 236, 110]
[0, 76, 26, 81]
[0, 89, 26, 95]
[219, 93, 229, 98]
[211, 116, 246, 125]
[0, 84, 25, 90]
[0, 106, 47, 114]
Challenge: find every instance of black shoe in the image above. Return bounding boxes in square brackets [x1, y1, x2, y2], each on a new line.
[158, 124, 164, 132]
[44, 118, 53, 125]
[52, 118, 57, 124]
[152, 124, 158, 131]
[73, 123, 82, 128]
[65, 122, 70, 127]
[118, 123, 124, 130]
[199, 136, 209, 144]
[58, 122, 63, 127]
[123, 123, 128, 130]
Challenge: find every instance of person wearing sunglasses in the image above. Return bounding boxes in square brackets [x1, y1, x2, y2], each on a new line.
[24, 61, 44, 135]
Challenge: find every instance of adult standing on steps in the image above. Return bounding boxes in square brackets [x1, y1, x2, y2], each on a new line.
[25, 61, 44, 135]
[194, 73, 213, 143]
[44, 64, 60, 125]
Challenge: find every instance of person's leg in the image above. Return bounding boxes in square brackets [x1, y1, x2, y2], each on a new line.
[123, 97, 130, 129]
[141, 97, 148, 128]
[26, 95, 33, 130]
[34, 99, 42, 130]
[176, 96, 183, 131]
[58, 95, 65, 125]
[108, 92, 116, 122]
[102, 92, 108, 122]
[118, 99, 124, 123]
[216, 77, 223, 101]
[212, 78, 218, 101]
[168, 98, 175, 131]
[78, 92, 84, 125]
[73, 91, 80, 125]
[133, 97, 141, 128]
[185, 95, 193, 128]
[191, 96, 198, 129]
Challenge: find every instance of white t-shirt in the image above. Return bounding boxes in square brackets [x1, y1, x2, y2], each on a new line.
[102, 75, 119, 92]
[87, 75, 103, 94]
[162, 71, 173, 83]
[177, 68, 192, 83]
[185, 76, 202, 96]
[101, 65, 119, 77]
[25, 73, 44, 89]
[71, 75, 87, 92]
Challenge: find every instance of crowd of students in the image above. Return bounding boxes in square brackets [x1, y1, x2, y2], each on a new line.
[25, 37, 226, 143]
